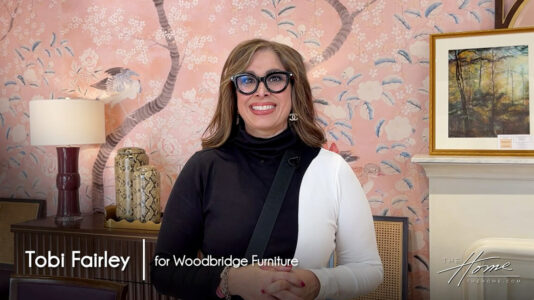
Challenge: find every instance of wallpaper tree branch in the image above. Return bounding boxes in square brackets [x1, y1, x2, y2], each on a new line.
[91, 0, 181, 213]
[0, 0, 495, 298]
[309, 0, 377, 65]
[0, 1, 19, 42]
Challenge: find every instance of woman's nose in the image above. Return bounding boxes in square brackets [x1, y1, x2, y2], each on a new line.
[255, 80, 270, 96]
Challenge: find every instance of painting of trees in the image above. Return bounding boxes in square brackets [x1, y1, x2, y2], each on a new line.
[448, 45, 529, 137]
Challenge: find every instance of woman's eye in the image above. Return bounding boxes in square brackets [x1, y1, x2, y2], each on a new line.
[268, 75, 283, 82]
[240, 76, 256, 85]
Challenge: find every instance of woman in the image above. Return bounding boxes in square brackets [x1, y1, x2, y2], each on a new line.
[152, 39, 383, 300]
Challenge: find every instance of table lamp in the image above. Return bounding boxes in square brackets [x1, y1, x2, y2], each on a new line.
[30, 99, 105, 224]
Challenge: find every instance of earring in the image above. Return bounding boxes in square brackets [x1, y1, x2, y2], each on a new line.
[236, 115, 240, 125]
[289, 113, 298, 122]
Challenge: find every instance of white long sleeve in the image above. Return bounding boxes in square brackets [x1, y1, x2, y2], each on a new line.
[293, 149, 383, 299]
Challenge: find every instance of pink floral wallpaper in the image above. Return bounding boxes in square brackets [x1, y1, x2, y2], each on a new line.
[0, 0, 495, 298]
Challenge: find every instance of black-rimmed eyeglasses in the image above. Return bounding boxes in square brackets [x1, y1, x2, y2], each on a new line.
[231, 71, 293, 95]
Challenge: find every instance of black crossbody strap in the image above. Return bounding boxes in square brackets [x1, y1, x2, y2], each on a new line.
[244, 148, 300, 261]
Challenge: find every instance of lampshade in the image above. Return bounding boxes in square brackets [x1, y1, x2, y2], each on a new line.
[30, 99, 105, 146]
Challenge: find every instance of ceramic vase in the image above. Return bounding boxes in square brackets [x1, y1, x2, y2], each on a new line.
[133, 165, 161, 223]
[115, 147, 149, 221]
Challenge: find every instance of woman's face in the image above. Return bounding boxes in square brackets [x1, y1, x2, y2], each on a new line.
[236, 48, 292, 138]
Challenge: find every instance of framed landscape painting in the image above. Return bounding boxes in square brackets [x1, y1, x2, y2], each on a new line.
[429, 27, 534, 155]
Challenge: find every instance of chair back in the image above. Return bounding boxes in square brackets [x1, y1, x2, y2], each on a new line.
[9, 275, 127, 300]
[0, 198, 46, 266]
[357, 216, 408, 300]
[0, 198, 46, 299]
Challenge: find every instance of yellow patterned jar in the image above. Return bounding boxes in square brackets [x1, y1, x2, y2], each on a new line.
[133, 165, 161, 223]
[115, 147, 149, 221]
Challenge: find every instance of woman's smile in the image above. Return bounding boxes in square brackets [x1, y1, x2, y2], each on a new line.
[250, 102, 276, 114]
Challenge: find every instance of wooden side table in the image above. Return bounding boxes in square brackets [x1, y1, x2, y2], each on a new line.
[11, 214, 175, 300]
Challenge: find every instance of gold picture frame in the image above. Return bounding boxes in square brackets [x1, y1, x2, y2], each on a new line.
[495, 0, 534, 29]
[429, 27, 534, 155]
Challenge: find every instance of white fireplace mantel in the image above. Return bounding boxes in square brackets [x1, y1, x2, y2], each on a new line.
[412, 154, 534, 300]
[412, 155, 534, 180]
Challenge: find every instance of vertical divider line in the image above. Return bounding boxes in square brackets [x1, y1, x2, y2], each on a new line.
[143, 238, 146, 281]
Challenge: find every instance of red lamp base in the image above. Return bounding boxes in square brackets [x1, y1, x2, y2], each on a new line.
[55, 147, 83, 225]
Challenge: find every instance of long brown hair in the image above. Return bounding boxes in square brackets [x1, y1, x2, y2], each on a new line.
[201, 39, 326, 148]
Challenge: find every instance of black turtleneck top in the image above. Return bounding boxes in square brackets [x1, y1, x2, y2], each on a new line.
[151, 124, 320, 300]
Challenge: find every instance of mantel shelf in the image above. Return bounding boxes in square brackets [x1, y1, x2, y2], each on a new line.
[412, 154, 534, 180]
[412, 154, 534, 165]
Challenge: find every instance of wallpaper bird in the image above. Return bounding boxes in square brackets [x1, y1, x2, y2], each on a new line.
[90, 67, 142, 108]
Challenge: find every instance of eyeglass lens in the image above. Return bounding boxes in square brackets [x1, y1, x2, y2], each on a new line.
[234, 72, 290, 94]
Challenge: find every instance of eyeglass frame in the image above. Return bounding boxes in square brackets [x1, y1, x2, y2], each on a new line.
[230, 71, 294, 95]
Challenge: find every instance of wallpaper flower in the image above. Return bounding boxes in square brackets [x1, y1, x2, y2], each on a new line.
[0, 0, 495, 298]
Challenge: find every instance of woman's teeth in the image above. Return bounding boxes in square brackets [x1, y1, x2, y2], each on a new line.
[252, 105, 275, 111]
